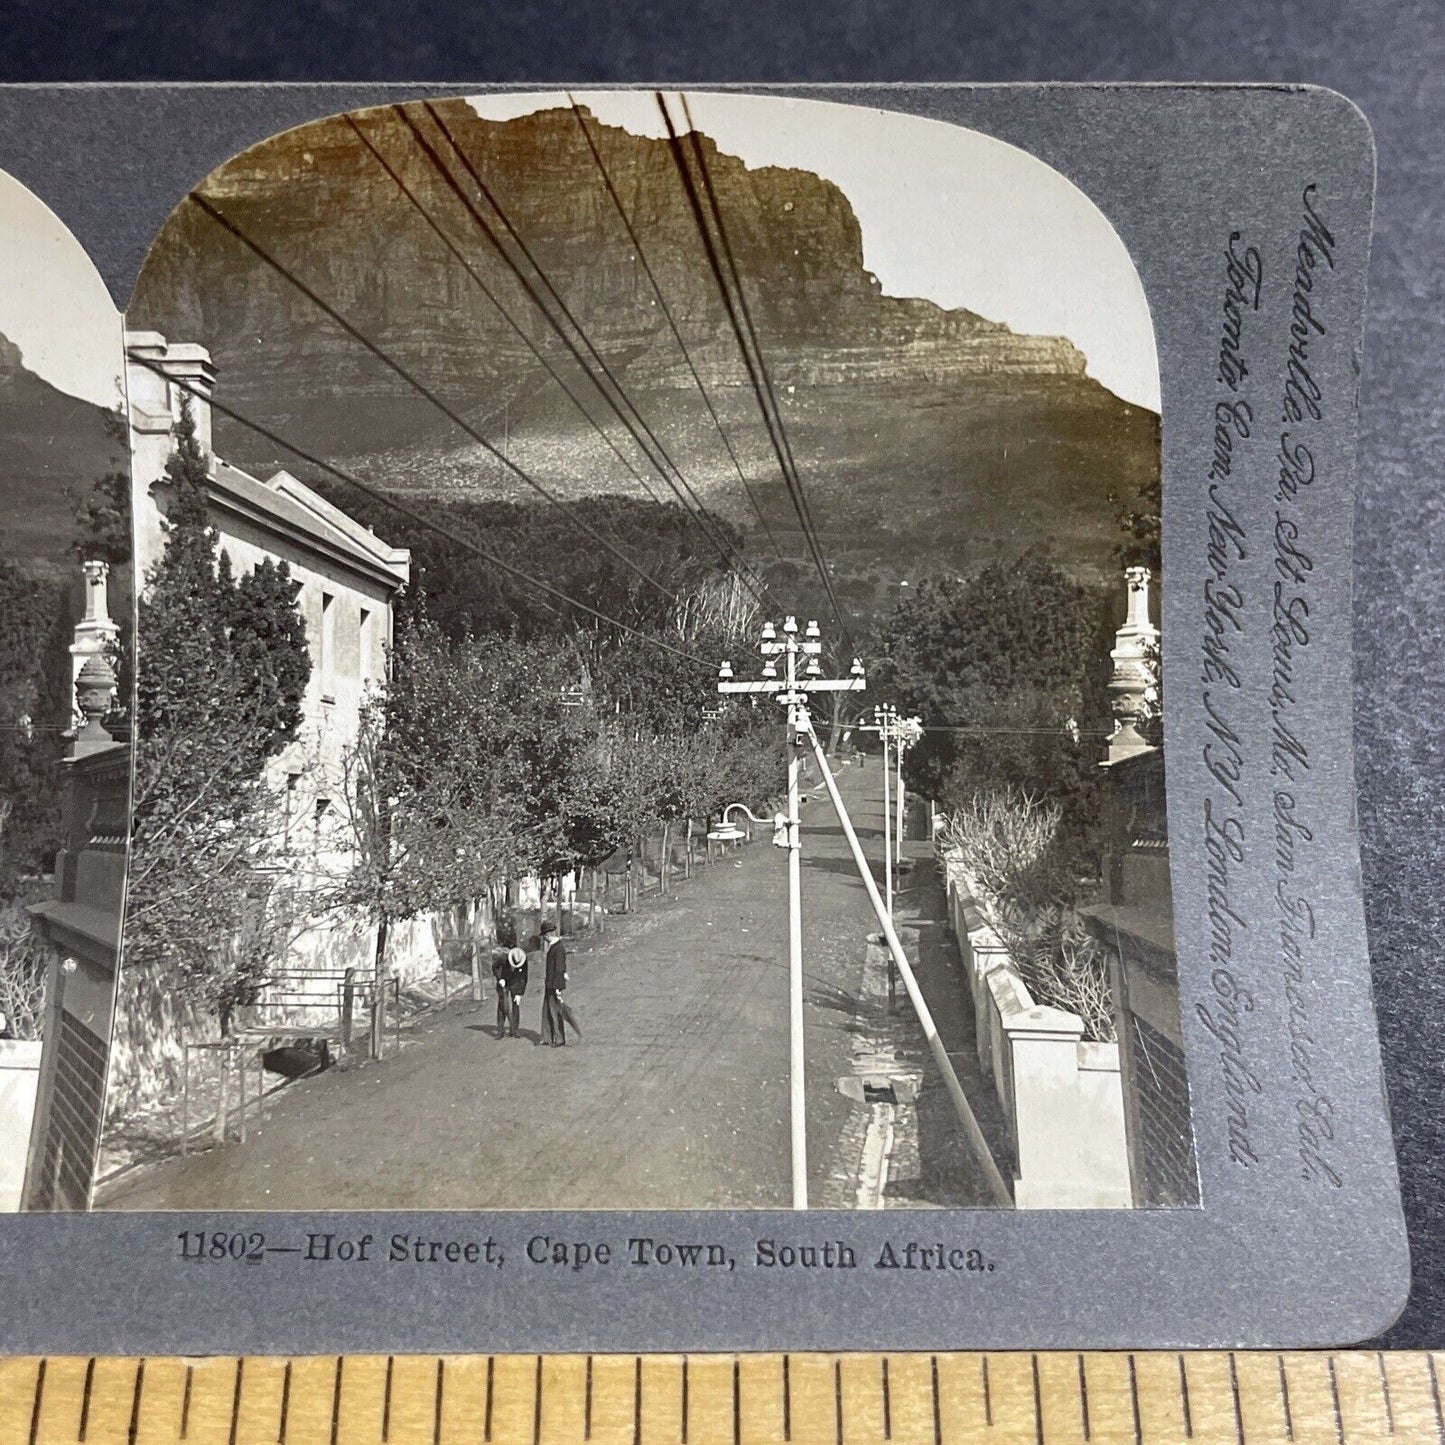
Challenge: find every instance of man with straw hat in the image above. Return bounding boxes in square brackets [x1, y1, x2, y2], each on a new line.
[491, 945, 528, 1039]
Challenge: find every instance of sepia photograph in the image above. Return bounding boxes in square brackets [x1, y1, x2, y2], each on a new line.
[88, 90, 1189, 1213]
[0, 166, 133, 1214]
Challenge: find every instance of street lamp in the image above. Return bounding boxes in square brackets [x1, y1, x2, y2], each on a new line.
[708, 800, 785, 849]
[717, 618, 865, 1210]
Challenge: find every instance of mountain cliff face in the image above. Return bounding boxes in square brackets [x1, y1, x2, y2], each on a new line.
[129, 99, 1156, 581]
[0, 330, 122, 581]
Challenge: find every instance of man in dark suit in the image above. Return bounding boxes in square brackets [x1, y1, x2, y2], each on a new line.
[540, 920, 569, 1046]
[491, 946, 527, 1038]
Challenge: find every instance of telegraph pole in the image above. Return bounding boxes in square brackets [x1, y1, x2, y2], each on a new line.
[892, 714, 922, 869]
[718, 617, 865, 1209]
[874, 704, 897, 916]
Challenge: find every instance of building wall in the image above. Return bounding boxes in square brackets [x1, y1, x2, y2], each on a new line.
[187, 504, 394, 804]
[0, 1041, 41, 1212]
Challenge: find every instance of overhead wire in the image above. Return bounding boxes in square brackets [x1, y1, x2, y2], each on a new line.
[566, 95, 786, 563]
[679, 97, 828, 552]
[187, 190, 682, 609]
[411, 100, 767, 603]
[655, 91, 856, 655]
[125, 348, 712, 670]
[677, 93, 850, 646]
[343, 111, 668, 509]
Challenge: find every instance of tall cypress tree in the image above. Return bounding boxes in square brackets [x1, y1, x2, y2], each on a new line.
[128, 399, 312, 1010]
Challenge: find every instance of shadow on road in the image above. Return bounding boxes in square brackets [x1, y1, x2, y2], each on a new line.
[466, 1023, 544, 1045]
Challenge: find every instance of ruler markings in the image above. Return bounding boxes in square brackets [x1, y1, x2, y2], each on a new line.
[25, 1353, 1445, 1443]
[1182, 1351, 1238, 1443]
[786, 1352, 797, 1445]
[1075, 1352, 1131, 1445]
[228, 1357, 243, 1445]
[28, 1357, 46, 1445]
[1227, 1353, 1243, 1445]
[135, 1358, 185, 1445]
[330, 1357, 343, 1445]
[366, 1356, 412, 1444]
[1231, 1349, 1285, 1444]
[1132, 1353, 1186, 1443]
[281, 1355, 346, 1445]
[930, 1357, 940, 1445]
[433, 1359, 445, 1445]
[1032, 1354, 1045, 1445]
[1278, 1355, 1294, 1442]
[1331, 1348, 1391, 1443]
[77, 1356, 143, 1445]
[79, 1355, 95, 1441]
[1327, 1355, 1344, 1445]
[1377, 1352, 1395, 1435]
[1128, 1354, 1142, 1445]
[1430, 1355, 1444, 1442]
[126, 1359, 144, 1445]
[986, 1353, 1039, 1442]
[279, 1360, 291, 1445]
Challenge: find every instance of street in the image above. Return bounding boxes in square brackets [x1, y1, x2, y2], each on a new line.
[98, 762, 1003, 1211]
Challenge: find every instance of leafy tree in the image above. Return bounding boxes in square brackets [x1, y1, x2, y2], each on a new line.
[333, 615, 592, 971]
[1113, 448, 1162, 573]
[0, 562, 72, 895]
[69, 408, 133, 568]
[871, 556, 1111, 852]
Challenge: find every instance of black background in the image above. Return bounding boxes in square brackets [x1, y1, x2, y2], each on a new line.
[1, 0, 1441, 1347]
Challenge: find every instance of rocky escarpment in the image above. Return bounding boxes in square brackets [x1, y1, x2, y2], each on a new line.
[128, 100, 1156, 582]
[132, 101, 1087, 434]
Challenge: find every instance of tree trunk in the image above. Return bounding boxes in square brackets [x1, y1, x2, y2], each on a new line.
[828, 693, 845, 754]
[661, 822, 671, 894]
[370, 916, 391, 1060]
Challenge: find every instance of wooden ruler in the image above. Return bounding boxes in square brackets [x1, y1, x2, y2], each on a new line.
[0, 1352, 1439, 1444]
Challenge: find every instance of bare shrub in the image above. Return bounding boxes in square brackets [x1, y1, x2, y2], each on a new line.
[942, 789, 1116, 1042]
[995, 901, 1116, 1043]
[0, 902, 49, 1040]
[941, 788, 1063, 907]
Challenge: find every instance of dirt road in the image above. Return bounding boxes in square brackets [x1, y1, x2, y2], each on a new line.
[99, 763, 998, 1211]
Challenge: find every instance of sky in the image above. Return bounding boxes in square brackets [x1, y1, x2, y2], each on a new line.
[0, 167, 124, 409]
[467, 91, 1160, 414]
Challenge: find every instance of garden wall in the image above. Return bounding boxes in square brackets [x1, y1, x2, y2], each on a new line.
[940, 851, 1132, 1209]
